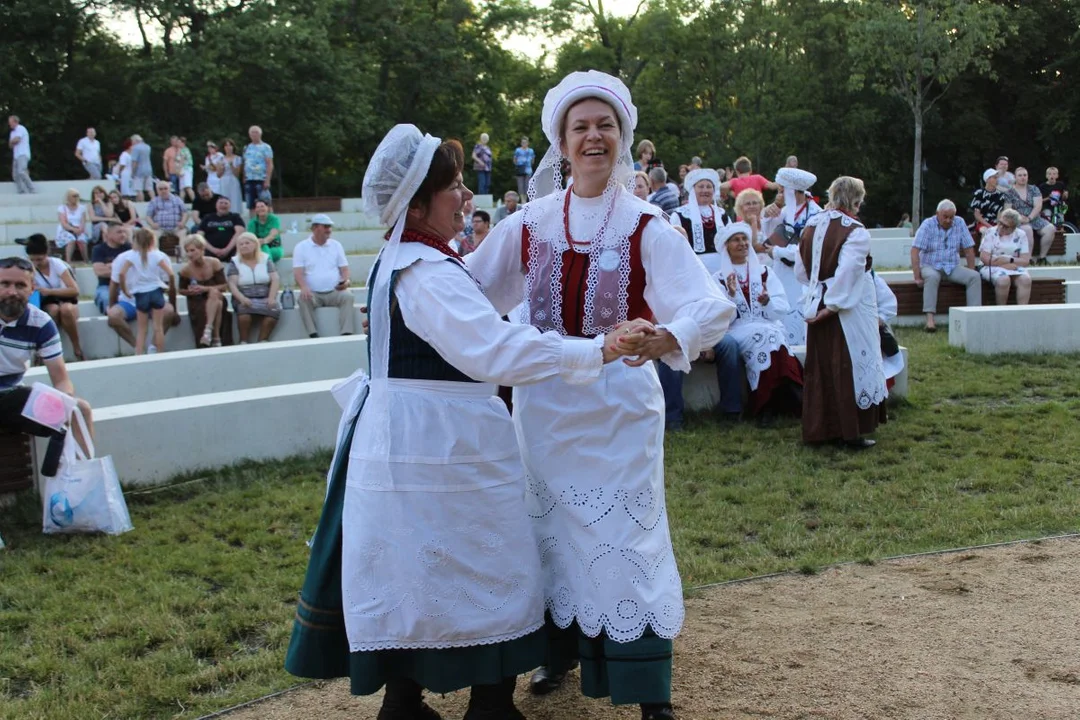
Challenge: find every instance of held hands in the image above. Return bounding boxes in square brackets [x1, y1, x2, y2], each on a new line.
[604, 320, 681, 367]
[602, 319, 655, 364]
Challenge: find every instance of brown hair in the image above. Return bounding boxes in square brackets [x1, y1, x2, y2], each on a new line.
[734, 156, 752, 174]
[410, 140, 465, 211]
[133, 228, 157, 264]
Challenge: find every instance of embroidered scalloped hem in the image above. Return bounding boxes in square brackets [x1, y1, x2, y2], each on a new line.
[545, 603, 684, 643]
[347, 619, 544, 653]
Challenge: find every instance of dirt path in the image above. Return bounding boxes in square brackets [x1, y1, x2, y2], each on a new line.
[226, 537, 1080, 719]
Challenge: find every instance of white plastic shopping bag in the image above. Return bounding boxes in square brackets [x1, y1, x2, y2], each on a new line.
[21, 382, 78, 432]
[41, 410, 133, 536]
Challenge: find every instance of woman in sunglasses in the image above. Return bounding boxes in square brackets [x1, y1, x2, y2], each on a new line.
[978, 208, 1033, 306]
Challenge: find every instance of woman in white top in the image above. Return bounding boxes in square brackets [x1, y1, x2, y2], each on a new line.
[117, 140, 134, 198]
[978, 208, 1032, 305]
[714, 222, 803, 420]
[765, 167, 820, 347]
[216, 139, 244, 213]
[669, 167, 728, 274]
[203, 141, 225, 195]
[116, 229, 176, 355]
[24, 234, 84, 361]
[227, 232, 280, 343]
[466, 71, 734, 720]
[284, 123, 646, 720]
[55, 188, 90, 264]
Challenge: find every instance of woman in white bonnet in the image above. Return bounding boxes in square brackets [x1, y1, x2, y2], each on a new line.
[764, 166, 821, 346]
[669, 167, 729, 275]
[466, 70, 735, 720]
[284, 124, 647, 720]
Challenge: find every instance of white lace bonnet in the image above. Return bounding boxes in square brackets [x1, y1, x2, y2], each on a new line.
[529, 70, 638, 200]
[774, 167, 817, 214]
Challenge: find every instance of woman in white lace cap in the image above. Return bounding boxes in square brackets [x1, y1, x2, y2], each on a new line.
[466, 70, 735, 720]
[669, 167, 729, 275]
[284, 124, 647, 720]
[795, 176, 887, 450]
[764, 167, 821, 347]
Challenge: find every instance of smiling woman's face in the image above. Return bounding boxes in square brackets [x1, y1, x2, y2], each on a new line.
[417, 173, 474, 240]
[560, 98, 620, 184]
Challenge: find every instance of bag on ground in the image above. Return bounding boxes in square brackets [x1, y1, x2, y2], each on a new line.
[41, 411, 133, 536]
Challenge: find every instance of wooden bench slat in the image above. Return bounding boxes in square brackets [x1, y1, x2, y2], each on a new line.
[0, 429, 34, 494]
[888, 277, 1066, 316]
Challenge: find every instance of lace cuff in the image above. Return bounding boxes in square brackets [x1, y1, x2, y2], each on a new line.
[657, 317, 699, 373]
[559, 335, 605, 385]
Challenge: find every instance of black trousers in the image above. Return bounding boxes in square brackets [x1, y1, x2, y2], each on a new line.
[0, 386, 67, 476]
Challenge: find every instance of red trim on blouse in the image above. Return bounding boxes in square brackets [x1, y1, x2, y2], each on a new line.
[386, 227, 463, 260]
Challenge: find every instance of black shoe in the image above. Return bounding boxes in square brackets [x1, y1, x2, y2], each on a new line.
[463, 677, 524, 720]
[528, 663, 575, 696]
[641, 703, 676, 720]
[309, 333, 319, 339]
[841, 437, 876, 450]
[377, 678, 443, 720]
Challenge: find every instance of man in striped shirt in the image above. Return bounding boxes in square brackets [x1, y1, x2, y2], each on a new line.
[0, 257, 94, 467]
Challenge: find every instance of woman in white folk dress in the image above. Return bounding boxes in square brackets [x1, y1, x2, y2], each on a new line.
[978, 208, 1033, 306]
[766, 167, 821, 347]
[466, 71, 735, 720]
[714, 222, 803, 422]
[284, 124, 646, 720]
[669, 167, 729, 274]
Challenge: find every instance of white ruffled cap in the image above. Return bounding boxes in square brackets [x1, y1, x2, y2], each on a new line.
[530, 70, 638, 200]
[362, 124, 442, 228]
[684, 168, 721, 198]
[718, 221, 753, 247]
[774, 167, 817, 216]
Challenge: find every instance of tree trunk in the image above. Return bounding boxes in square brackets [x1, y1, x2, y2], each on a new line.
[911, 109, 923, 233]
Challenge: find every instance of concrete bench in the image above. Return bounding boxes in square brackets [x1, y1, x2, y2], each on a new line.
[25, 335, 367, 407]
[682, 344, 909, 412]
[888, 277, 1067, 317]
[949, 304, 1080, 354]
[1066, 281, 1080, 303]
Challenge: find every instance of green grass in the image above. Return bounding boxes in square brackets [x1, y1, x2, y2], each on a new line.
[2, 328, 1080, 719]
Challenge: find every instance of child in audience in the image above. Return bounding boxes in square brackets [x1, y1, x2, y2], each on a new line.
[116, 229, 175, 354]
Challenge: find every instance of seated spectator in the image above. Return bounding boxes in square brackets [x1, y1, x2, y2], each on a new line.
[189, 182, 222, 231]
[143, 181, 190, 239]
[227, 233, 280, 343]
[247, 199, 282, 262]
[198, 195, 245, 261]
[911, 199, 980, 332]
[458, 210, 490, 256]
[634, 139, 663, 172]
[292, 214, 354, 338]
[25, 235, 84, 361]
[178, 234, 228, 348]
[897, 213, 912, 229]
[492, 191, 520, 225]
[632, 170, 650, 201]
[714, 223, 802, 423]
[647, 166, 679, 214]
[670, 168, 728, 274]
[1003, 167, 1055, 265]
[655, 331, 743, 432]
[721, 156, 779, 197]
[734, 188, 767, 258]
[993, 156, 1015, 192]
[93, 225, 133, 319]
[978, 208, 1032, 306]
[1038, 166, 1069, 226]
[55, 188, 90, 264]
[109, 189, 140, 228]
[0, 256, 94, 471]
[115, 229, 176, 355]
[87, 185, 119, 246]
[970, 169, 1005, 235]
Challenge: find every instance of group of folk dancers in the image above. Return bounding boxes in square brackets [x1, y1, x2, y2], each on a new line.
[284, 70, 897, 720]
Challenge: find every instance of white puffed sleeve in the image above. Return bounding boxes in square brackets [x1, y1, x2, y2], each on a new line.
[395, 259, 603, 386]
[464, 212, 527, 316]
[761, 267, 789, 320]
[641, 217, 736, 372]
[772, 243, 801, 268]
[873, 273, 897, 322]
[823, 227, 871, 312]
[794, 246, 809, 285]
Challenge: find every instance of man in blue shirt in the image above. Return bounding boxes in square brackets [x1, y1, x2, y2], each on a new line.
[0, 257, 94, 472]
[911, 199, 980, 332]
[243, 125, 274, 211]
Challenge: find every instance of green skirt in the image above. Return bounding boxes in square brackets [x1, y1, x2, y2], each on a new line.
[284, 412, 546, 695]
[546, 615, 674, 705]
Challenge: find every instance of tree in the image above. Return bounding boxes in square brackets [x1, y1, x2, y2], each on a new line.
[850, 0, 1009, 227]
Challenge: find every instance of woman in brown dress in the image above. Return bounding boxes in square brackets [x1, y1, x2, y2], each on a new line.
[795, 177, 887, 449]
[178, 234, 230, 347]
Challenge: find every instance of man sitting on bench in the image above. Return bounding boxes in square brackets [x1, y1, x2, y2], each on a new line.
[911, 199, 981, 333]
[0, 257, 94, 476]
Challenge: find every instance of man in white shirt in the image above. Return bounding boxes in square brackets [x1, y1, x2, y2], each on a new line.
[8, 115, 35, 194]
[292, 214, 354, 338]
[75, 127, 103, 179]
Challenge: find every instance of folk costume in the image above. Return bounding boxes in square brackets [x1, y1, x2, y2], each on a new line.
[466, 71, 735, 715]
[714, 223, 803, 418]
[768, 167, 820, 347]
[795, 209, 888, 445]
[871, 269, 905, 387]
[669, 168, 729, 274]
[285, 124, 609, 719]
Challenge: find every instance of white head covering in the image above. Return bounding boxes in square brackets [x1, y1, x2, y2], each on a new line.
[774, 167, 817, 215]
[529, 70, 637, 201]
[715, 222, 767, 319]
[361, 124, 442, 385]
[681, 168, 723, 253]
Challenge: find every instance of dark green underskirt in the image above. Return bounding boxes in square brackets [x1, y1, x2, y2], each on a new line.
[284, 411, 546, 695]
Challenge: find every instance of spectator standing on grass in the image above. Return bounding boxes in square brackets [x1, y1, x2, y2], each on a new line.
[116, 229, 175, 355]
[189, 183, 222, 231]
[492, 190, 520, 225]
[292, 214, 353, 338]
[795, 176, 887, 450]
[144, 181, 190, 239]
[513, 135, 535, 201]
[910, 199, 980, 333]
[0, 256, 94, 472]
[198, 196, 245, 261]
[25, 235, 85, 362]
[176, 137, 195, 202]
[979, 208, 1033, 306]
[8, 115, 35, 194]
[204, 141, 224, 195]
[970, 169, 1005, 234]
[247, 199, 283, 262]
[1003, 167, 1055, 265]
[228, 233, 280, 343]
[55, 188, 90, 264]
[129, 134, 153, 202]
[75, 127, 103, 179]
[178, 234, 227, 348]
[647, 166, 679, 214]
[472, 132, 493, 195]
[243, 126, 274, 211]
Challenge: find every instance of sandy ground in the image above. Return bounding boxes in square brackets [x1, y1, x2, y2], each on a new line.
[225, 536, 1080, 720]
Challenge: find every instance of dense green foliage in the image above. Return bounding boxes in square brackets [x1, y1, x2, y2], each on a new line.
[2, 0, 1078, 225]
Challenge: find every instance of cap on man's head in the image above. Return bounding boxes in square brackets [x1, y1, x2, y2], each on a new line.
[983, 168, 997, 182]
[310, 213, 334, 227]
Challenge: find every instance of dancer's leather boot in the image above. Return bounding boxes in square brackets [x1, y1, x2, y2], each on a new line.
[376, 678, 442, 720]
